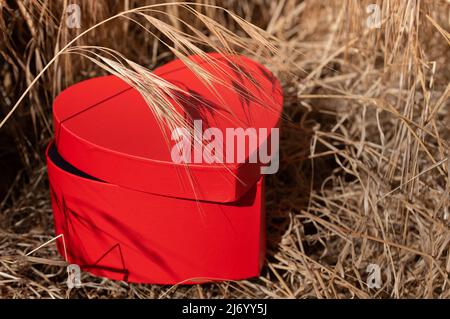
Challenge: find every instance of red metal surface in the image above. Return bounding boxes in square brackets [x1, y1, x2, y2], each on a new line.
[47, 142, 265, 284]
[53, 53, 283, 202]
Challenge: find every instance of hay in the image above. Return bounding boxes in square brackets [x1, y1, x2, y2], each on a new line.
[0, 0, 449, 298]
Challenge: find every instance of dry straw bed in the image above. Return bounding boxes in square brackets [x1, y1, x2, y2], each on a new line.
[0, 0, 449, 298]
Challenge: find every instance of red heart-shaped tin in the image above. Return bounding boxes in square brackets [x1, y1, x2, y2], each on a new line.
[47, 53, 283, 283]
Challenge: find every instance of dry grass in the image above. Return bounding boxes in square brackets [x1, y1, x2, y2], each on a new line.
[0, 0, 449, 298]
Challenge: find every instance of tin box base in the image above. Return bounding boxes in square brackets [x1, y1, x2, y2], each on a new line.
[47, 142, 266, 284]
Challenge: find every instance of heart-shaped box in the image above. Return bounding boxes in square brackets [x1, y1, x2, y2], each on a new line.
[47, 53, 283, 284]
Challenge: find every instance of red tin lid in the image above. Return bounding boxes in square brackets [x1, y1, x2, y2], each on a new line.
[53, 53, 283, 202]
